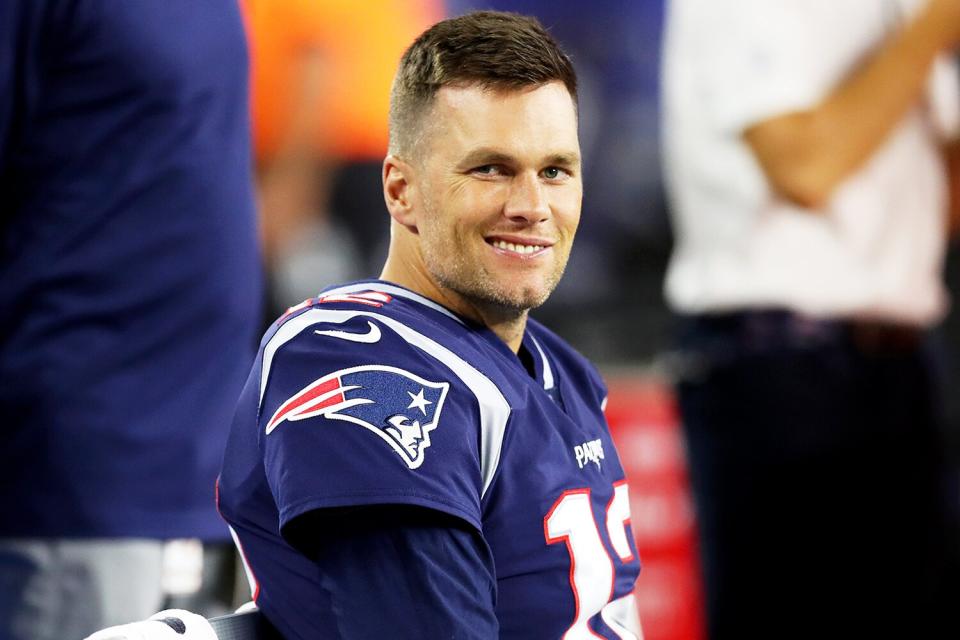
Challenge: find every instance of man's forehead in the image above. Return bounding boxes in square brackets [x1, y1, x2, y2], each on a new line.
[426, 82, 580, 159]
[433, 81, 576, 115]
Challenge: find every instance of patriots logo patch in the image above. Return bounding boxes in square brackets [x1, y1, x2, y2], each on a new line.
[265, 365, 449, 469]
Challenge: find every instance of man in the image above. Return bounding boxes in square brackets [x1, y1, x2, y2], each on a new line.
[0, 1, 262, 638]
[661, 0, 960, 637]
[218, 11, 642, 639]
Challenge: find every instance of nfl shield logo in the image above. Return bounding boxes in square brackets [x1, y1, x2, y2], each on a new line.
[266, 365, 450, 469]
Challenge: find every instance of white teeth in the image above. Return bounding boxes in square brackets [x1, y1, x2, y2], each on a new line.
[492, 240, 545, 254]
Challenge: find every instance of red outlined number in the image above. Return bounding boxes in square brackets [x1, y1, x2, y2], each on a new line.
[544, 485, 636, 639]
[606, 481, 634, 563]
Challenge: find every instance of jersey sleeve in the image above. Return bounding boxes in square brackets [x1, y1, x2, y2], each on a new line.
[256, 308, 486, 533]
[280, 505, 499, 639]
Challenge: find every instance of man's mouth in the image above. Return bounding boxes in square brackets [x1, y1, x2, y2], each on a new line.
[490, 239, 547, 255]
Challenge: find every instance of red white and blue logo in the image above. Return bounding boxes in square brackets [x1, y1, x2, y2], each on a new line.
[265, 365, 450, 470]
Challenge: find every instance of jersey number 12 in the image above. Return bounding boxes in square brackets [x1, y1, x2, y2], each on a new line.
[544, 481, 635, 639]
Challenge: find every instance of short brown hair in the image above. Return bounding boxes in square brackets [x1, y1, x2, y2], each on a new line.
[388, 11, 578, 157]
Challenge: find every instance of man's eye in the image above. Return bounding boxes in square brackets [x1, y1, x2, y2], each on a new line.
[543, 167, 564, 179]
[472, 165, 498, 175]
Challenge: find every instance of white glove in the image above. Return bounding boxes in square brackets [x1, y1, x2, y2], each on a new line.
[233, 601, 258, 614]
[84, 609, 218, 640]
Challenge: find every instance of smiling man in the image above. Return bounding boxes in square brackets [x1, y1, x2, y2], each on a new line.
[217, 11, 642, 639]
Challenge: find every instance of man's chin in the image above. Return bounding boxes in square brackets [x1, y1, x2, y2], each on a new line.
[477, 285, 552, 314]
[433, 268, 558, 317]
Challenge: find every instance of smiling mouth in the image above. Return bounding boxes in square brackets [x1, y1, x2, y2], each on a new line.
[489, 239, 548, 255]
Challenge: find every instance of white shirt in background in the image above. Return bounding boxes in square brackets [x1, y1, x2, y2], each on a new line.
[661, 0, 960, 326]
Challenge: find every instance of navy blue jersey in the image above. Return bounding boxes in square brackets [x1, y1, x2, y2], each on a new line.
[0, 0, 262, 537]
[218, 282, 641, 639]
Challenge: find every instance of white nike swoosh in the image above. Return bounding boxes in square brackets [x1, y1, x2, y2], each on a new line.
[314, 321, 382, 344]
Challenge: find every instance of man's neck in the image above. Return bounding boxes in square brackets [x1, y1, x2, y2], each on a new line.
[473, 306, 528, 353]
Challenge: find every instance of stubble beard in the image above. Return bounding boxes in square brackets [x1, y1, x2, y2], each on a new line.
[420, 213, 570, 319]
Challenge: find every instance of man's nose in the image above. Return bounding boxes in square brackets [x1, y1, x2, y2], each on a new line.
[504, 171, 550, 223]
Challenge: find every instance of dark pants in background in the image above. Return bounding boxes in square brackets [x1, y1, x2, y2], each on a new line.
[675, 311, 957, 639]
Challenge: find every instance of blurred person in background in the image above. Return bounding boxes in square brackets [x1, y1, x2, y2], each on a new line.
[0, 1, 262, 639]
[243, 0, 441, 316]
[661, 0, 960, 637]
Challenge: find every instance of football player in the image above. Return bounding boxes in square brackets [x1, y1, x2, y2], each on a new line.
[218, 11, 642, 639]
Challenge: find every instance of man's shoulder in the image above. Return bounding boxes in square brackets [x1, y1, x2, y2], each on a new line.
[245, 283, 511, 486]
[255, 283, 502, 420]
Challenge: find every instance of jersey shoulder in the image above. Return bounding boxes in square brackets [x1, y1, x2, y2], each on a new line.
[256, 284, 512, 478]
[248, 284, 512, 528]
[259, 287, 464, 432]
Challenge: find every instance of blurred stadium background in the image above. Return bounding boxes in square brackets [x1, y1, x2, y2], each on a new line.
[14, 0, 959, 637]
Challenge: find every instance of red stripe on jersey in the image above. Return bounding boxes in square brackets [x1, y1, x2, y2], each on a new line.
[318, 291, 393, 307]
[268, 377, 342, 431]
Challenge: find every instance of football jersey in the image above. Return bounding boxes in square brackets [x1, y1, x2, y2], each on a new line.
[218, 281, 641, 638]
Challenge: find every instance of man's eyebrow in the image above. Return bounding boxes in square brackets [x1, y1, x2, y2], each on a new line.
[457, 148, 581, 169]
[457, 148, 515, 168]
[544, 152, 581, 167]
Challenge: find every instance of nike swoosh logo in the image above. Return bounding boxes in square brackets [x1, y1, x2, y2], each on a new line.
[314, 321, 382, 344]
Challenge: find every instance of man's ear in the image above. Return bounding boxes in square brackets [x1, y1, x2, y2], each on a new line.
[382, 155, 418, 231]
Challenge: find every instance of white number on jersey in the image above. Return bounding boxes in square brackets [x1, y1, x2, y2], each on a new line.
[544, 481, 640, 639]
